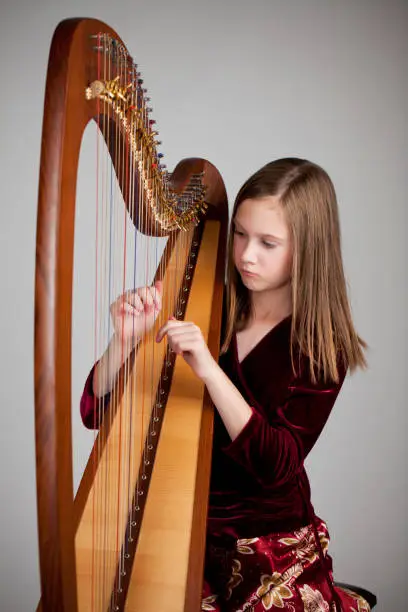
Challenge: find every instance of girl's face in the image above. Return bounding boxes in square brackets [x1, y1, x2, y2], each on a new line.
[232, 196, 293, 294]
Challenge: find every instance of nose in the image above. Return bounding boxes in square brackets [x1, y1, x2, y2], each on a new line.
[240, 240, 257, 265]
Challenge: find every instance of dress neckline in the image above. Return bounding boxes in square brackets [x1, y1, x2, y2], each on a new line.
[233, 314, 292, 367]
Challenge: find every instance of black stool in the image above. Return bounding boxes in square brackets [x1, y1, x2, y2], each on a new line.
[335, 581, 377, 609]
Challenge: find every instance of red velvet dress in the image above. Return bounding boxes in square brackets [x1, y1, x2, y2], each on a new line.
[80, 316, 370, 611]
[200, 316, 370, 611]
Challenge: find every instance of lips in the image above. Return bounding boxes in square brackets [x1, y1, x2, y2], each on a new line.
[241, 269, 258, 278]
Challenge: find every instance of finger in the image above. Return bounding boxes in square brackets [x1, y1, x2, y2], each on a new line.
[118, 302, 141, 317]
[168, 336, 200, 355]
[167, 331, 201, 347]
[154, 279, 163, 295]
[135, 287, 154, 311]
[124, 294, 144, 313]
[135, 286, 154, 304]
[166, 324, 199, 339]
[149, 285, 162, 310]
[156, 321, 172, 343]
[156, 319, 189, 342]
[113, 302, 140, 318]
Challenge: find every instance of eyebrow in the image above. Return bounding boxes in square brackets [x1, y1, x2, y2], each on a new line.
[233, 219, 284, 242]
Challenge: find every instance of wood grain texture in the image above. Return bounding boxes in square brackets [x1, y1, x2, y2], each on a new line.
[125, 222, 220, 612]
[74, 228, 195, 611]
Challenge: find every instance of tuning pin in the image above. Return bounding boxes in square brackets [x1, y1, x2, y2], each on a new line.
[157, 153, 164, 158]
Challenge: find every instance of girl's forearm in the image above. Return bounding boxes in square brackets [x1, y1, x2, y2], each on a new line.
[202, 364, 252, 441]
[93, 334, 138, 397]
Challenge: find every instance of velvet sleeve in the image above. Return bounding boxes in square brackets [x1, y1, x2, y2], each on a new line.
[80, 364, 111, 429]
[223, 364, 347, 488]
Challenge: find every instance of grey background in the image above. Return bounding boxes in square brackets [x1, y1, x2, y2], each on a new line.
[1, 0, 407, 610]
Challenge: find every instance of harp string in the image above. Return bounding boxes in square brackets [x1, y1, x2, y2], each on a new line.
[116, 41, 128, 602]
[93, 37, 100, 612]
[112, 38, 123, 606]
[92, 31, 101, 612]
[101, 34, 109, 610]
[106, 35, 114, 606]
[105, 33, 114, 610]
[123, 49, 137, 599]
[120, 39, 130, 605]
[124, 57, 139, 581]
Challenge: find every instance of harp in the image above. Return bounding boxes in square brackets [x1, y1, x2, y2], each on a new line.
[34, 18, 228, 612]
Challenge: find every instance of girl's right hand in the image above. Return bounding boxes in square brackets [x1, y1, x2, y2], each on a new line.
[110, 280, 163, 345]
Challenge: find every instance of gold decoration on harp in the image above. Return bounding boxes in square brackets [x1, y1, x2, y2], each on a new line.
[86, 72, 208, 232]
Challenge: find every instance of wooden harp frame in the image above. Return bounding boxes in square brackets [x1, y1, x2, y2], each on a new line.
[34, 17, 228, 612]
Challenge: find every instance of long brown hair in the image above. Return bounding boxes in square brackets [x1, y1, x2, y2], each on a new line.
[222, 158, 367, 384]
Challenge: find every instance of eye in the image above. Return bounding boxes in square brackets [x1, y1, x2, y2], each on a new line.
[262, 241, 276, 249]
[233, 227, 245, 236]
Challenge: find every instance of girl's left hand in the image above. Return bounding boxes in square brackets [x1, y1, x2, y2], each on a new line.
[156, 319, 217, 382]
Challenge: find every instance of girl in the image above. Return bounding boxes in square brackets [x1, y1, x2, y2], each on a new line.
[81, 158, 370, 611]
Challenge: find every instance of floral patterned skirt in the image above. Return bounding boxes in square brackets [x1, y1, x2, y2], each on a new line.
[201, 519, 370, 612]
